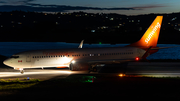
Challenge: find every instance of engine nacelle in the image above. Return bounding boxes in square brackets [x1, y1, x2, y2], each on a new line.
[69, 63, 89, 71]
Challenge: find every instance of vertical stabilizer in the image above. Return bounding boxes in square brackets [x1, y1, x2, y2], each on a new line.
[129, 16, 163, 48]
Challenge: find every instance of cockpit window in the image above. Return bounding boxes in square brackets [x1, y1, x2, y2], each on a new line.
[10, 56, 19, 58]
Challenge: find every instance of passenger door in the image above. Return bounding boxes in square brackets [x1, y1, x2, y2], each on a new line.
[26, 54, 31, 62]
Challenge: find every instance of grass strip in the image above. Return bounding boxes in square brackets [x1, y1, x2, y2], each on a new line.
[0, 78, 41, 90]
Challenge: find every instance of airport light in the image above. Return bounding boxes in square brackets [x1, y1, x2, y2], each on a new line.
[119, 74, 125, 77]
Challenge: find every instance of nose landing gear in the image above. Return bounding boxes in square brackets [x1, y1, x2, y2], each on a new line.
[20, 70, 24, 74]
[14, 68, 24, 74]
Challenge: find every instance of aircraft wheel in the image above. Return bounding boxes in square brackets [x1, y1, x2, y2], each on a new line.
[93, 67, 97, 72]
[20, 70, 24, 74]
[89, 67, 97, 73]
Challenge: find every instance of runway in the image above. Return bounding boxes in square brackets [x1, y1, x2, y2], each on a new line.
[1, 62, 180, 80]
[126, 62, 180, 77]
[0, 68, 92, 80]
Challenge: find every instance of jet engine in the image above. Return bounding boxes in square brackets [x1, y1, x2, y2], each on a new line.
[69, 63, 89, 71]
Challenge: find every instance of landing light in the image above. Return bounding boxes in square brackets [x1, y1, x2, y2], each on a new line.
[62, 57, 71, 63]
[72, 60, 75, 64]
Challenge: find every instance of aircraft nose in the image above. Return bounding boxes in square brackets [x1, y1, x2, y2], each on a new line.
[3, 59, 8, 65]
[3, 59, 11, 66]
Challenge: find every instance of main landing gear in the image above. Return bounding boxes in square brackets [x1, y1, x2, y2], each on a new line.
[89, 67, 97, 73]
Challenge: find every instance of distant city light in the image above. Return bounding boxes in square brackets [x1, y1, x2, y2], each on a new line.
[18, 22, 22, 24]
[172, 17, 177, 21]
[91, 30, 95, 32]
[110, 18, 114, 20]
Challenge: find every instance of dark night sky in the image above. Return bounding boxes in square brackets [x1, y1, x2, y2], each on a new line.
[0, 0, 180, 15]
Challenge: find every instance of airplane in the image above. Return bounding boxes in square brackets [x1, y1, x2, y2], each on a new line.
[3, 16, 163, 74]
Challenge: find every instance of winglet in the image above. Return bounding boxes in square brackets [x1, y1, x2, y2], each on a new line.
[128, 16, 163, 48]
[78, 40, 84, 48]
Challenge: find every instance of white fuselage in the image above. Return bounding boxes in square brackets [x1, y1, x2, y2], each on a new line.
[3, 47, 146, 70]
[3, 16, 163, 71]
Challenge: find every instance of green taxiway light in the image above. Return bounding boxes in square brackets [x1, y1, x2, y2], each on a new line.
[81, 76, 96, 83]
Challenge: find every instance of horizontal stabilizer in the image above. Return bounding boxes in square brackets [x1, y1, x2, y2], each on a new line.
[151, 46, 179, 50]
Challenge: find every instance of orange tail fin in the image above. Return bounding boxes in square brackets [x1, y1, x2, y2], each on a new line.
[129, 16, 163, 48]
